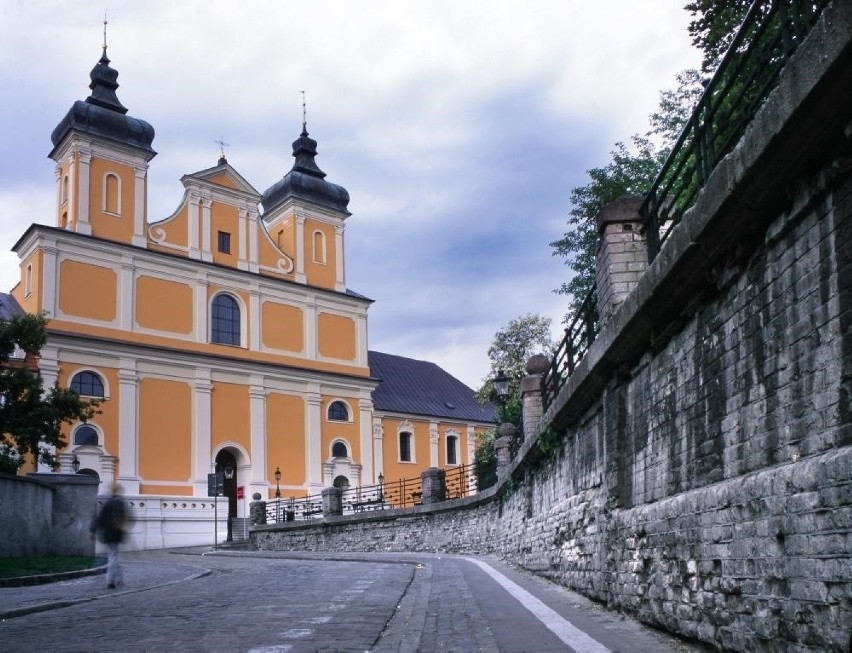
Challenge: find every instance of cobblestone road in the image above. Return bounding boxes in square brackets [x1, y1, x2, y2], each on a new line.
[0, 549, 710, 652]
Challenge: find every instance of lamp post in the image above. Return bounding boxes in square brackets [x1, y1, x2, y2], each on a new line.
[377, 472, 385, 503]
[71, 455, 80, 474]
[493, 369, 510, 406]
[224, 465, 235, 542]
[274, 466, 282, 523]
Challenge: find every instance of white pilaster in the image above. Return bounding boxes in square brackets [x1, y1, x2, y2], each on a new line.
[358, 397, 374, 482]
[249, 291, 261, 351]
[466, 426, 476, 466]
[41, 246, 58, 317]
[54, 165, 62, 223]
[429, 422, 439, 468]
[117, 362, 140, 494]
[248, 208, 260, 273]
[237, 208, 248, 270]
[68, 157, 77, 229]
[200, 197, 212, 262]
[188, 196, 201, 259]
[77, 151, 92, 235]
[305, 393, 323, 488]
[295, 213, 306, 284]
[334, 224, 345, 291]
[132, 165, 147, 247]
[195, 279, 208, 343]
[372, 418, 385, 480]
[356, 315, 368, 367]
[192, 369, 213, 496]
[249, 382, 266, 484]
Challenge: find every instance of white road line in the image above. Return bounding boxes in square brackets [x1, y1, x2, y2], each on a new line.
[462, 557, 612, 653]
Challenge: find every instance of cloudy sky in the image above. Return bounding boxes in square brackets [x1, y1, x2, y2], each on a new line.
[0, 1, 699, 389]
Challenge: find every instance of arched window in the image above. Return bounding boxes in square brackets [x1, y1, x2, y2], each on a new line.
[73, 425, 99, 446]
[70, 371, 105, 398]
[333, 475, 350, 489]
[332, 441, 348, 458]
[104, 173, 121, 215]
[328, 400, 349, 421]
[312, 230, 327, 264]
[211, 294, 241, 345]
[399, 431, 413, 462]
[446, 435, 459, 465]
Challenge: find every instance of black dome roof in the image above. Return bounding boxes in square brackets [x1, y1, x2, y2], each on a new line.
[261, 128, 349, 215]
[50, 49, 155, 155]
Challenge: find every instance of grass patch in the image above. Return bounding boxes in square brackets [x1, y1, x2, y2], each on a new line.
[0, 556, 103, 579]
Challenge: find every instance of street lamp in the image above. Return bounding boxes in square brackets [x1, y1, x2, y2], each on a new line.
[224, 465, 235, 542]
[274, 466, 282, 498]
[493, 369, 510, 404]
[71, 455, 80, 473]
[377, 472, 385, 502]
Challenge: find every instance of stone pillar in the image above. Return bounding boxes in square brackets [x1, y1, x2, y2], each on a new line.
[595, 195, 647, 325]
[250, 493, 267, 525]
[522, 354, 550, 444]
[495, 423, 517, 476]
[28, 472, 99, 556]
[322, 487, 343, 517]
[421, 467, 446, 504]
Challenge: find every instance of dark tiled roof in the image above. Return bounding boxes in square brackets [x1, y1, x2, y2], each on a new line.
[0, 293, 24, 321]
[369, 350, 496, 423]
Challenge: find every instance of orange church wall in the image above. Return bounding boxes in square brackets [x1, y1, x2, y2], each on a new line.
[380, 418, 428, 483]
[210, 203, 240, 268]
[261, 301, 304, 352]
[87, 157, 135, 244]
[207, 172, 241, 191]
[11, 251, 43, 315]
[266, 392, 306, 492]
[58, 260, 117, 321]
[138, 378, 192, 482]
[256, 227, 295, 282]
[148, 202, 189, 251]
[140, 484, 194, 496]
[211, 381, 250, 452]
[317, 312, 355, 360]
[304, 220, 336, 290]
[135, 276, 193, 334]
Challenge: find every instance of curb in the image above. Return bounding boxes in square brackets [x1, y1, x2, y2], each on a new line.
[0, 564, 107, 588]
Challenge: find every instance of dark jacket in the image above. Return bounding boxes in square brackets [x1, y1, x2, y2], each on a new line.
[92, 495, 128, 544]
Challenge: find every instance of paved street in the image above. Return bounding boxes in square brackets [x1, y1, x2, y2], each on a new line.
[0, 549, 709, 652]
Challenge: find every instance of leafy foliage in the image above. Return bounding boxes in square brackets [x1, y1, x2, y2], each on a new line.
[684, 0, 751, 74]
[0, 313, 100, 473]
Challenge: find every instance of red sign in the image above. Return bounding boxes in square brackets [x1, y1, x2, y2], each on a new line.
[236, 485, 245, 500]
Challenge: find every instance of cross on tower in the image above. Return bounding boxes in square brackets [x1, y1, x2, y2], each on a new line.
[214, 136, 230, 163]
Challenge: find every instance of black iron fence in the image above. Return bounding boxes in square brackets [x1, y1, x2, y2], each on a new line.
[263, 463, 479, 524]
[544, 0, 829, 410]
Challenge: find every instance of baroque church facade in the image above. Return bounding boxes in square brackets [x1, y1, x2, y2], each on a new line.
[4, 46, 494, 548]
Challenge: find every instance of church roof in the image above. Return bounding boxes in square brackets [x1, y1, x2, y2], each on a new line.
[368, 350, 496, 423]
[261, 126, 350, 216]
[49, 47, 155, 157]
[0, 293, 24, 321]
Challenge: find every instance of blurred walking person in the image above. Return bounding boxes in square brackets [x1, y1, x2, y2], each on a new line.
[90, 483, 129, 589]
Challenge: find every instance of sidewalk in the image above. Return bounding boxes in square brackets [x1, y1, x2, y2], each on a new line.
[0, 548, 212, 620]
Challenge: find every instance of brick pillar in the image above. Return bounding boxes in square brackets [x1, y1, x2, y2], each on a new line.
[249, 493, 266, 525]
[595, 195, 647, 325]
[421, 467, 446, 504]
[322, 487, 343, 517]
[521, 354, 549, 443]
[495, 423, 517, 475]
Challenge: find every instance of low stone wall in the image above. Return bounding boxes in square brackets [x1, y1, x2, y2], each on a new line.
[0, 473, 98, 557]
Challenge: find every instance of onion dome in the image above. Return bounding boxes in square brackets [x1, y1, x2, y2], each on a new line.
[49, 47, 155, 156]
[261, 127, 350, 215]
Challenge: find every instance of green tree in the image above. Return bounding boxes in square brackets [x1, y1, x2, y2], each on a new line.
[0, 313, 100, 474]
[473, 314, 556, 489]
[684, 0, 751, 74]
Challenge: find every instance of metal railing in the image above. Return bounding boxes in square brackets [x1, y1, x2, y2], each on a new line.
[641, 0, 829, 261]
[263, 463, 480, 524]
[544, 0, 829, 410]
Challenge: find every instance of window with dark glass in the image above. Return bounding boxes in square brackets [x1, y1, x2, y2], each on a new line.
[332, 441, 348, 458]
[211, 294, 240, 345]
[218, 231, 231, 254]
[70, 371, 105, 397]
[73, 425, 99, 446]
[447, 435, 458, 465]
[328, 400, 349, 421]
[399, 431, 413, 462]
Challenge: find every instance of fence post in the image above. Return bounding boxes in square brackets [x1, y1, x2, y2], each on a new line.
[322, 487, 343, 517]
[421, 467, 446, 504]
[522, 354, 549, 445]
[249, 493, 266, 525]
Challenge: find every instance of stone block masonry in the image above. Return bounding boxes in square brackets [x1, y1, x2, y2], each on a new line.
[255, 3, 852, 650]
